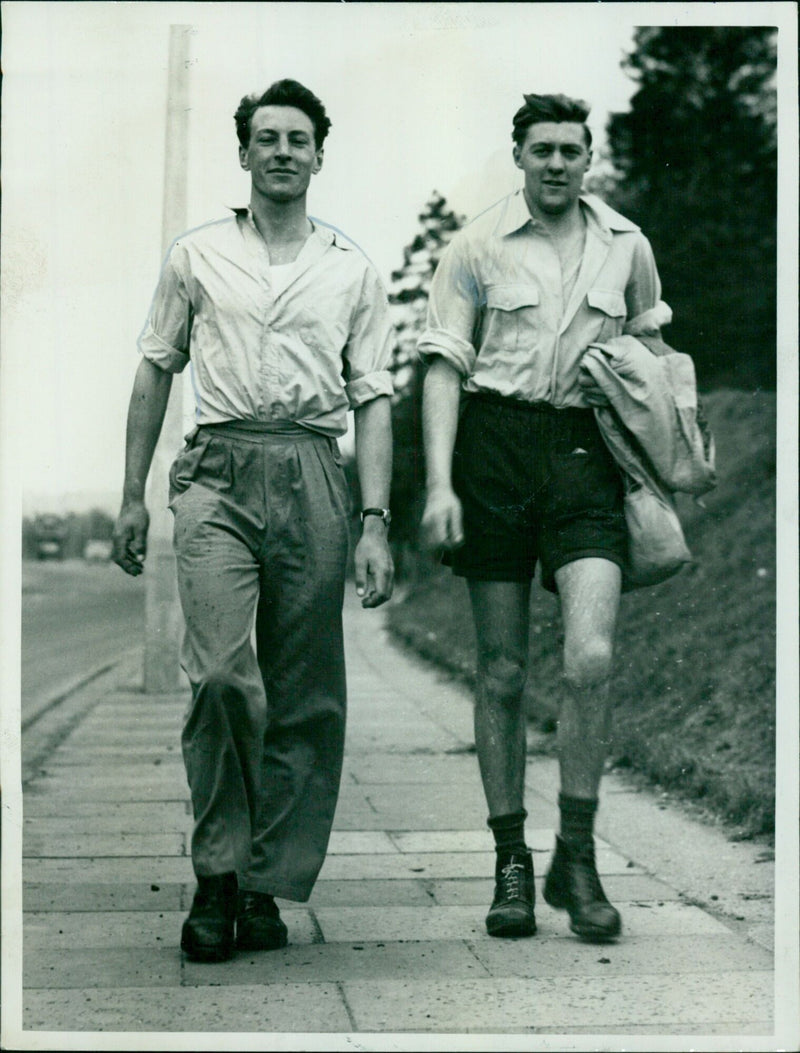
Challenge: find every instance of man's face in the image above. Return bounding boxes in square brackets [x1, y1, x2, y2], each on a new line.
[239, 105, 323, 203]
[513, 121, 591, 217]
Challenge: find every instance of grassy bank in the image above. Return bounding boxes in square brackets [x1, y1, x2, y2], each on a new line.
[386, 389, 776, 839]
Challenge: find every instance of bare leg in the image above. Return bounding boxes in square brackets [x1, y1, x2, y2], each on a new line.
[544, 557, 622, 942]
[554, 557, 621, 798]
[467, 579, 531, 818]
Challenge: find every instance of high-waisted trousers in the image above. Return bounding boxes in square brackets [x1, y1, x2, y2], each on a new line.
[169, 419, 350, 901]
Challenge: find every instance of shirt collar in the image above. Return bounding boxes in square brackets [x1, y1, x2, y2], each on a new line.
[495, 189, 640, 238]
[230, 206, 339, 248]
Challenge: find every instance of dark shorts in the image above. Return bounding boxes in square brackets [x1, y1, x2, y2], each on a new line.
[448, 394, 626, 592]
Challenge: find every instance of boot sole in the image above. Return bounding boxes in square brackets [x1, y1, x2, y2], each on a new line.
[236, 920, 289, 952]
[236, 932, 288, 952]
[486, 909, 537, 938]
[545, 890, 622, 942]
[487, 920, 537, 938]
[180, 936, 236, 962]
[569, 918, 622, 942]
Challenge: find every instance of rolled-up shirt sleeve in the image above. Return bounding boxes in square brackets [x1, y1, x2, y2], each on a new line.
[137, 242, 193, 374]
[342, 265, 395, 408]
[622, 235, 671, 336]
[417, 237, 480, 377]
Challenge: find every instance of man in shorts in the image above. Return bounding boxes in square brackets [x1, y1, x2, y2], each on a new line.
[419, 93, 670, 942]
[112, 79, 395, 961]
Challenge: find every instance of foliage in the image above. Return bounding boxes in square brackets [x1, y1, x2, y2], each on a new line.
[386, 193, 464, 570]
[386, 390, 777, 839]
[605, 27, 777, 390]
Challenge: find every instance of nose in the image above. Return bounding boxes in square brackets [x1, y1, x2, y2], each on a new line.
[275, 135, 291, 157]
[547, 149, 566, 171]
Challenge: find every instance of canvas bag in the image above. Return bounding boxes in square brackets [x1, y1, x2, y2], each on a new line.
[622, 475, 692, 590]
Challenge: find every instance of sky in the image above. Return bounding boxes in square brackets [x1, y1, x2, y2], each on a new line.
[0, 1, 796, 513]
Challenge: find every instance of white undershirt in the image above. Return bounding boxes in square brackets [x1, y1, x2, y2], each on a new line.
[269, 262, 296, 298]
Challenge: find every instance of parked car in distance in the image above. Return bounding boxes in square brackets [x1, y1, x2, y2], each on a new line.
[83, 539, 113, 562]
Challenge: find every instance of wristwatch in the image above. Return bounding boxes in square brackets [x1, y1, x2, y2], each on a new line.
[361, 507, 392, 528]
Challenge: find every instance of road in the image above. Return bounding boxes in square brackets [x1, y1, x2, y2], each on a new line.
[21, 559, 145, 724]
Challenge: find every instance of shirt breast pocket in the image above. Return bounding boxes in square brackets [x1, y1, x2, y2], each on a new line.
[484, 284, 540, 352]
[586, 289, 626, 342]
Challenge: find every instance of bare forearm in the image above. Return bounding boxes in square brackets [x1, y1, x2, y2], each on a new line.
[422, 357, 462, 492]
[121, 357, 173, 504]
[353, 395, 394, 607]
[354, 395, 392, 509]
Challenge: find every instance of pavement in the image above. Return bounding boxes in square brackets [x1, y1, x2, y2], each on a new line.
[7, 589, 791, 1050]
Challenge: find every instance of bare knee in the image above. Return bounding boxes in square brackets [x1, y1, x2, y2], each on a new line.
[477, 652, 527, 710]
[563, 638, 613, 691]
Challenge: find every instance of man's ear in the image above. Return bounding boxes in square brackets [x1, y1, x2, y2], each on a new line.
[313, 148, 324, 174]
[239, 145, 250, 172]
[512, 144, 523, 170]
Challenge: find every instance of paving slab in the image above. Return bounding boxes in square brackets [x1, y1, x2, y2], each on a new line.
[21, 798, 190, 821]
[23, 856, 195, 884]
[312, 899, 726, 944]
[313, 849, 638, 883]
[22, 774, 189, 802]
[23, 811, 190, 835]
[326, 831, 397, 854]
[305, 879, 433, 907]
[23, 832, 186, 857]
[468, 931, 774, 977]
[24, 947, 184, 990]
[389, 828, 565, 854]
[23, 882, 185, 913]
[344, 752, 478, 784]
[341, 972, 774, 1032]
[184, 940, 490, 986]
[23, 983, 353, 1032]
[47, 747, 183, 763]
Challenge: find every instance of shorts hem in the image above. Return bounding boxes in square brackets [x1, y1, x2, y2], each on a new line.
[452, 566, 535, 583]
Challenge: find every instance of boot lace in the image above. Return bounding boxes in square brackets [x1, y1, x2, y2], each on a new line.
[498, 861, 525, 900]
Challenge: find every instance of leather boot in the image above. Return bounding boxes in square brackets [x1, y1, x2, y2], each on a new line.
[544, 835, 621, 942]
[485, 850, 537, 937]
[180, 872, 238, 962]
[236, 890, 289, 951]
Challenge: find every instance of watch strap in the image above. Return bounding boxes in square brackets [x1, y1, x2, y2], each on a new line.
[361, 507, 390, 523]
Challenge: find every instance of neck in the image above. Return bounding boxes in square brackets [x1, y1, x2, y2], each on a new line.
[524, 190, 583, 234]
[249, 193, 311, 245]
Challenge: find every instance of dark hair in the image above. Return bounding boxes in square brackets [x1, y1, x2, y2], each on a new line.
[512, 93, 592, 149]
[234, 79, 332, 149]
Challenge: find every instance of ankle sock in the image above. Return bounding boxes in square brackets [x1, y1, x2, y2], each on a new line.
[488, 809, 528, 856]
[558, 793, 597, 844]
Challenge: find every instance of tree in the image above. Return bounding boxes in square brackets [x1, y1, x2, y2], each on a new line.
[387, 192, 464, 572]
[605, 27, 777, 390]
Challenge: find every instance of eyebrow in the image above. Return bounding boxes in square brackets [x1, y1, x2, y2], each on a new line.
[529, 140, 584, 149]
[255, 128, 312, 137]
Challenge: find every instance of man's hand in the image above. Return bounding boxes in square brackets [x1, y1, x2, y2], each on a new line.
[421, 486, 464, 552]
[577, 369, 612, 407]
[354, 522, 394, 608]
[578, 356, 611, 407]
[112, 501, 150, 576]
